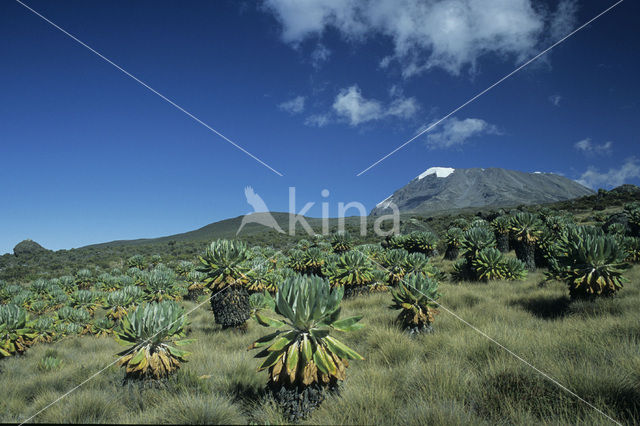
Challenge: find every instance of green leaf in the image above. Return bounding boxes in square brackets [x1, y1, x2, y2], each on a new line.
[331, 315, 364, 332]
[325, 335, 365, 360]
[301, 334, 313, 363]
[309, 328, 330, 339]
[248, 331, 281, 350]
[276, 288, 296, 321]
[114, 336, 134, 347]
[268, 335, 294, 352]
[255, 311, 285, 328]
[313, 346, 329, 374]
[167, 345, 189, 358]
[286, 342, 299, 375]
[319, 345, 337, 375]
[129, 348, 146, 365]
[258, 351, 283, 371]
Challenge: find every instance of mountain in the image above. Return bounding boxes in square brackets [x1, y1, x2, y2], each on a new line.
[370, 167, 595, 216]
[83, 213, 367, 249]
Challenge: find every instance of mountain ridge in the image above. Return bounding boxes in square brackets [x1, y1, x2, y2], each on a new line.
[370, 167, 594, 216]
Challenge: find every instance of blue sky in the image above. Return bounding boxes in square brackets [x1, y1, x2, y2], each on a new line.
[1, 0, 639, 254]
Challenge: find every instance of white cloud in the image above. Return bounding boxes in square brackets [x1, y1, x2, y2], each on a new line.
[333, 86, 384, 125]
[311, 43, 331, 67]
[549, 94, 562, 106]
[331, 85, 419, 126]
[574, 138, 613, 155]
[426, 117, 499, 148]
[304, 113, 331, 127]
[577, 158, 640, 189]
[278, 96, 306, 114]
[263, 0, 577, 77]
[549, 0, 578, 41]
[387, 97, 420, 119]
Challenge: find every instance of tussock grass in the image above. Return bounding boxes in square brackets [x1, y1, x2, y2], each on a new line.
[1, 266, 640, 424]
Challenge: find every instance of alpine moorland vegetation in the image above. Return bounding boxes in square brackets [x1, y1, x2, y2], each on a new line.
[1, 192, 640, 423]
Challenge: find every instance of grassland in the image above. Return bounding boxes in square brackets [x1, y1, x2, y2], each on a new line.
[1, 260, 638, 425]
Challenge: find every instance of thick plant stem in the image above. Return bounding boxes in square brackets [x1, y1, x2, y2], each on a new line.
[210, 286, 251, 329]
[515, 242, 536, 271]
[496, 233, 509, 253]
[444, 245, 459, 260]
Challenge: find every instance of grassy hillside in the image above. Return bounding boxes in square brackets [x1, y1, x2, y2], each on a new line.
[2, 185, 638, 283]
[2, 263, 638, 424]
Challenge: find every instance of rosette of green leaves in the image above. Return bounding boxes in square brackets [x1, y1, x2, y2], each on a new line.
[197, 239, 253, 290]
[55, 306, 91, 331]
[250, 275, 364, 388]
[32, 316, 56, 343]
[452, 218, 470, 231]
[384, 234, 408, 250]
[296, 239, 312, 251]
[144, 266, 186, 302]
[545, 214, 574, 236]
[122, 285, 145, 304]
[551, 228, 630, 298]
[406, 231, 439, 254]
[57, 276, 77, 293]
[29, 300, 50, 315]
[96, 273, 116, 292]
[460, 227, 496, 262]
[472, 248, 505, 281]
[70, 290, 101, 315]
[390, 273, 440, 331]
[444, 227, 464, 248]
[127, 267, 145, 284]
[330, 231, 353, 253]
[510, 212, 543, 245]
[92, 317, 116, 337]
[247, 261, 279, 293]
[327, 251, 375, 287]
[302, 247, 326, 275]
[491, 216, 511, 235]
[622, 237, 640, 263]
[249, 291, 276, 317]
[127, 255, 145, 270]
[403, 252, 433, 277]
[75, 269, 93, 289]
[380, 249, 408, 285]
[354, 244, 385, 262]
[175, 260, 195, 278]
[104, 290, 135, 321]
[0, 304, 36, 357]
[49, 288, 69, 309]
[56, 322, 84, 336]
[503, 257, 528, 281]
[11, 290, 35, 310]
[287, 249, 307, 274]
[470, 218, 490, 230]
[30, 279, 52, 296]
[114, 301, 193, 380]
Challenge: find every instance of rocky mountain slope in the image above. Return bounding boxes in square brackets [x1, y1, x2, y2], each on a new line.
[371, 167, 594, 215]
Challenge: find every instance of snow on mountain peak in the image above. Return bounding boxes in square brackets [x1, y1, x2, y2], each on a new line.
[376, 194, 394, 208]
[417, 167, 455, 180]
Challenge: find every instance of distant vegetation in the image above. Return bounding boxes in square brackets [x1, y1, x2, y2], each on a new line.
[1, 185, 640, 423]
